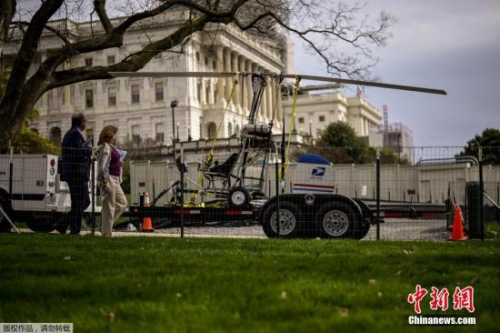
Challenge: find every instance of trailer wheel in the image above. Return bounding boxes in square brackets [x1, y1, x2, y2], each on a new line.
[26, 217, 57, 233]
[228, 187, 250, 208]
[261, 202, 302, 238]
[315, 203, 358, 239]
[0, 198, 13, 233]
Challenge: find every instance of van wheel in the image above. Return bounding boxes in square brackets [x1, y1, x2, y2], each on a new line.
[261, 202, 302, 238]
[0, 198, 14, 233]
[315, 203, 358, 239]
[26, 217, 56, 233]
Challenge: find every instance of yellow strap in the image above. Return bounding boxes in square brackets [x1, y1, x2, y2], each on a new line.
[189, 78, 239, 204]
[279, 76, 300, 185]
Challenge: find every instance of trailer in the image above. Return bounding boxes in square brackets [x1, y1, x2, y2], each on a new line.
[128, 191, 450, 239]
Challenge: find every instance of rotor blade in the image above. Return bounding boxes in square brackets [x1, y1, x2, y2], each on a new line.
[109, 71, 239, 78]
[300, 83, 344, 91]
[109, 71, 447, 95]
[282, 74, 447, 95]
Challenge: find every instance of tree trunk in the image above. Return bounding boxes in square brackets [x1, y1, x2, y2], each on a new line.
[0, 84, 44, 144]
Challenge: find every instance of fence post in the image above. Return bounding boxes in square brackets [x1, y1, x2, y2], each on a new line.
[275, 148, 280, 238]
[497, 182, 500, 223]
[91, 157, 96, 235]
[376, 147, 381, 240]
[9, 145, 13, 203]
[479, 146, 484, 241]
[139, 192, 144, 231]
[180, 147, 185, 239]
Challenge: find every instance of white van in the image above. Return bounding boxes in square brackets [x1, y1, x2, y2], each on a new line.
[0, 154, 99, 232]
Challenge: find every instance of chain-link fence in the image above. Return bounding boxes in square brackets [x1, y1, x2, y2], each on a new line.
[1, 145, 499, 240]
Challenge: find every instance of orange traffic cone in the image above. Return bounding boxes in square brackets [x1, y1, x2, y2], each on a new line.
[449, 206, 467, 241]
[142, 192, 154, 232]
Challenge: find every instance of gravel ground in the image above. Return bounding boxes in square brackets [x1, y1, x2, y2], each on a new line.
[151, 218, 450, 240]
[364, 218, 449, 240]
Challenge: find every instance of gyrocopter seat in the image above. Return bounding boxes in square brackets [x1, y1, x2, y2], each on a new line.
[203, 153, 239, 187]
[208, 153, 239, 175]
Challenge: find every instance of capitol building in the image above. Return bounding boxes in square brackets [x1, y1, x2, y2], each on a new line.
[3, 11, 291, 146]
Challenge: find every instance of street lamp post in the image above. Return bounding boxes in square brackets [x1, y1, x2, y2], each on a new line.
[398, 132, 402, 164]
[309, 119, 312, 137]
[171, 99, 178, 160]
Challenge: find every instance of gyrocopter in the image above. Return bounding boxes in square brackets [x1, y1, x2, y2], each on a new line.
[112, 70, 447, 239]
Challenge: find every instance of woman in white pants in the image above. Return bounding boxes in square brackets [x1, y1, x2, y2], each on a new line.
[96, 125, 127, 237]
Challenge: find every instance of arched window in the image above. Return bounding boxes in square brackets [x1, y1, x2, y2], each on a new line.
[228, 122, 233, 137]
[207, 122, 217, 140]
[235, 124, 240, 135]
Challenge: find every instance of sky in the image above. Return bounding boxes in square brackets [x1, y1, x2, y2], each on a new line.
[293, 0, 500, 147]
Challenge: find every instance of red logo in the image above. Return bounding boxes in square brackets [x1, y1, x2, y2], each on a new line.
[408, 285, 475, 313]
[453, 286, 475, 313]
[429, 287, 449, 311]
[408, 284, 428, 314]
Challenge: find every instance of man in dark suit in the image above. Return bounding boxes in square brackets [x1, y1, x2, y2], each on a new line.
[59, 113, 92, 235]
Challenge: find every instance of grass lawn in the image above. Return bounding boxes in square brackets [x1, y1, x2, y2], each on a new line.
[486, 221, 500, 240]
[0, 234, 499, 332]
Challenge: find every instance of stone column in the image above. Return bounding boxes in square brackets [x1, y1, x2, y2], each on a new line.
[260, 68, 268, 123]
[269, 76, 277, 123]
[224, 48, 232, 100]
[200, 79, 206, 105]
[276, 78, 283, 128]
[237, 55, 247, 110]
[216, 46, 224, 103]
[266, 72, 273, 121]
[251, 63, 260, 122]
[231, 52, 240, 107]
[243, 59, 251, 111]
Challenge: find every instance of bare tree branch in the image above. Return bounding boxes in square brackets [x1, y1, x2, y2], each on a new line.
[11, 20, 71, 46]
[93, 0, 113, 33]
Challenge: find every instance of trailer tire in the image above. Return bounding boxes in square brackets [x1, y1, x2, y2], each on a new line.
[26, 216, 57, 233]
[0, 197, 14, 233]
[261, 202, 302, 238]
[315, 202, 358, 239]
